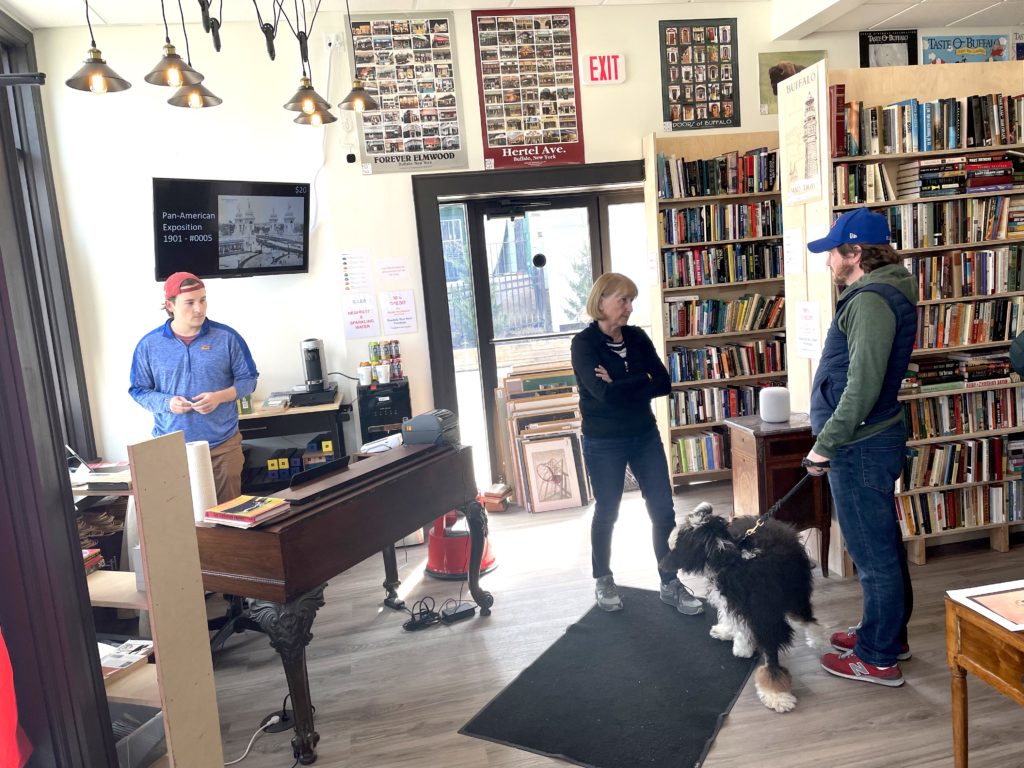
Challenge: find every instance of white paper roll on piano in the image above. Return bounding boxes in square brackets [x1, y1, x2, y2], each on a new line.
[759, 387, 791, 423]
[186, 440, 218, 523]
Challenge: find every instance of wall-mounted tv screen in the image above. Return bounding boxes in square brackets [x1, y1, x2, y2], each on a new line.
[153, 177, 310, 280]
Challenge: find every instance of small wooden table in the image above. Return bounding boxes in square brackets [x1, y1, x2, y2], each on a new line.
[945, 595, 1024, 767]
[725, 413, 832, 575]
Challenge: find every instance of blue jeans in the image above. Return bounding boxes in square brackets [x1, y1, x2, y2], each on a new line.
[826, 421, 913, 666]
[582, 428, 677, 584]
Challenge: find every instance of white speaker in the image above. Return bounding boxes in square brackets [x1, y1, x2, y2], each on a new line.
[759, 387, 791, 423]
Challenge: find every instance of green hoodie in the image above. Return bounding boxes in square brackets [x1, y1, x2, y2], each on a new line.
[811, 263, 918, 458]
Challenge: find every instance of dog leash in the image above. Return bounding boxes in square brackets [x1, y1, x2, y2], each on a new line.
[742, 458, 830, 540]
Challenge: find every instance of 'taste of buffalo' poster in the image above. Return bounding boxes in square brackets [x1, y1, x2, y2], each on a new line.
[471, 9, 585, 170]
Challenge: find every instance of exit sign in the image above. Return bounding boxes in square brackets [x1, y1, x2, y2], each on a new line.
[583, 54, 625, 85]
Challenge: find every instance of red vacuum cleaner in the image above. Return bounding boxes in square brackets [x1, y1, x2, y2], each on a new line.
[425, 509, 497, 579]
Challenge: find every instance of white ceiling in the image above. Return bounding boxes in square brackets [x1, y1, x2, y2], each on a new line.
[0, 0, 1021, 37]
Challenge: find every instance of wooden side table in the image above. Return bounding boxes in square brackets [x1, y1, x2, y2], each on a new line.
[724, 413, 832, 576]
[945, 595, 1024, 768]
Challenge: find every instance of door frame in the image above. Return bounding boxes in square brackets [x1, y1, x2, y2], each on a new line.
[412, 161, 643, 481]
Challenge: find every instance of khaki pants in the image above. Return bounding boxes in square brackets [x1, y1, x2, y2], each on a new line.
[210, 430, 244, 503]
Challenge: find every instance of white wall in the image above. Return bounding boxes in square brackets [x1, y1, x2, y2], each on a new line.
[29, 3, 878, 458]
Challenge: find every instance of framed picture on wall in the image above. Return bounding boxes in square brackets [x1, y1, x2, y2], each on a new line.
[858, 30, 918, 67]
[659, 17, 739, 131]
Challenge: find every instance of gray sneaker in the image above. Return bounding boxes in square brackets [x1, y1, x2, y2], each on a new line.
[660, 578, 704, 615]
[595, 575, 623, 612]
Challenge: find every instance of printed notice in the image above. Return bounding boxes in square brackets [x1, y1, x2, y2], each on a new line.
[342, 293, 381, 339]
[783, 227, 804, 275]
[378, 259, 410, 282]
[794, 301, 821, 360]
[341, 251, 374, 293]
[381, 290, 418, 334]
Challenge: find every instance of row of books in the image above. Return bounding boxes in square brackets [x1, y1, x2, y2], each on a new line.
[655, 147, 779, 200]
[895, 482, 1013, 538]
[832, 161, 896, 206]
[83, 547, 105, 575]
[902, 353, 1015, 391]
[897, 436, 1011, 491]
[898, 153, 1020, 198]
[669, 384, 765, 428]
[660, 242, 783, 289]
[664, 294, 785, 338]
[903, 386, 1023, 441]
[672, 429, 728, 475]
[667, 338, 786, 383]
[915, 295, 1023, 350]
[881, 195, 1019, 250]
[906, 246, 1024, 301]
[659, 200, 782, 245]
[203, 495, 292, 529]
[830, 86, 1024, 158]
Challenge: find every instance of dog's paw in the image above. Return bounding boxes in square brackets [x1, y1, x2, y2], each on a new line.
[710, 623, 734, 641]
[732, 639, 757, 658]
[756, 688, 797, 713]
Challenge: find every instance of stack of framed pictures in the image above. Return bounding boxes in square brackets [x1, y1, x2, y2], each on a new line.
[501, 364, 590, 513]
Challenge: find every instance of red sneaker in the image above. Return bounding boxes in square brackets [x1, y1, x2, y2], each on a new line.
[830, 628, 911, 661]
[821, 650, 904, 687]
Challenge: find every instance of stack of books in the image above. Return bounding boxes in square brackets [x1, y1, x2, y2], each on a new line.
[480, 482, 512, 513]
[98, 640, 154, 682]
[203, 495, 292, 529]
[82, 547, 105, 575]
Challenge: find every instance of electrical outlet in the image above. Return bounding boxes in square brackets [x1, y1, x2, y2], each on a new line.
[325, 32, 340, 51]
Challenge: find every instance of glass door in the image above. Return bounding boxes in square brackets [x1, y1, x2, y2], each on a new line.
[438, 191, 643, 489]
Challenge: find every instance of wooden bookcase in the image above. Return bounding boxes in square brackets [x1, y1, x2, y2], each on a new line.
[77, 433, 223, 766]
[787, 61, 1024, 568]
[643, 131, 787, 489]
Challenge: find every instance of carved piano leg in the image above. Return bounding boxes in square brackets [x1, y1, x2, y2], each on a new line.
[249, 586, 327, 765]
[462, 501, 494, 615]
[382, 543, 405, 610]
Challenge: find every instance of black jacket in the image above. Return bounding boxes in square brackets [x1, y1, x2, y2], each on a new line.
[570, 322, 671, 438]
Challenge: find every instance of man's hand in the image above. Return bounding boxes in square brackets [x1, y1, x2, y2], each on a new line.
[595, 364, 612, 383]
[190, 391, 224, 414]
[804, 449, 831, 476]
[169, 395, 194, 414]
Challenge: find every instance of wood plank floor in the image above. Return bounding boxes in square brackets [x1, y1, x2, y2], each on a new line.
[211, 483, 1024, 768]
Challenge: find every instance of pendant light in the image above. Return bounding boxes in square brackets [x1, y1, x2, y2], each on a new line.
[144, 0, 203, 87]
[293, 106, 338, 126]
[284, 76, 332, 117]
[65, 0, 130, 94]
[338, 0, 379, 113]
[166, 0, 221, 108]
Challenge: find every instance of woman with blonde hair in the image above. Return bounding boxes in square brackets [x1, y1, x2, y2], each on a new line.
[570, 273, 702, 615]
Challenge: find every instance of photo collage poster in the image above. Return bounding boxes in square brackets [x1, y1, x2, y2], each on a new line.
[922, 34, 1010, 64]
[350, 13, 468, 175]
[660, 18, 740, 131]
[471, 9, 586, 170]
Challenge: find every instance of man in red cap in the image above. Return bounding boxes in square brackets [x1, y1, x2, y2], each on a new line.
[129, 272, 258, 502]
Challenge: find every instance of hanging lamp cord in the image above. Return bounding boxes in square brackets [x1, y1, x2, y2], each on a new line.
[84, 0, 96, 48]
[176, 0, 192, 64]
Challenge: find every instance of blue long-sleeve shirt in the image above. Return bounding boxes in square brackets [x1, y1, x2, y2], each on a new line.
[129, 318, 258, 447]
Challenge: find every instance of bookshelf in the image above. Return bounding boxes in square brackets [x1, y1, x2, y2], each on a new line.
[789, 60, 1024, 568]
[81, 433, 223, 766]
[643, 131, 787, 488]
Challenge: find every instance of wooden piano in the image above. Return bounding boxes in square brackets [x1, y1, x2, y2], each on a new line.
[195, 444, 492, 765]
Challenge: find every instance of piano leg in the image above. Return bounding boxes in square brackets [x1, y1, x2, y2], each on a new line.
[462, 500, 494, 616]
[249, 586, 327, 765]
[382, 543, 405, 610]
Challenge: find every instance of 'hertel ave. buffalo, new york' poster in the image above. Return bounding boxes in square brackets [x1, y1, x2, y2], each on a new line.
[471, 9, 585, 169]
[351, 12, 468, 174]
[660, 18, 740, 131]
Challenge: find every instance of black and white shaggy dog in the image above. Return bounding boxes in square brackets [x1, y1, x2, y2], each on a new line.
[660, 502, 817, 713]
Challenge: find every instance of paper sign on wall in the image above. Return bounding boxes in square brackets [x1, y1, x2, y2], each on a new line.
[381, 290, 418, 335]
[783, 227, 804, 275]
[794, 301, 821, 360]
[343, 293, 381, 339]
[378, 260, 410, 282]
[341, 251, 374, 292]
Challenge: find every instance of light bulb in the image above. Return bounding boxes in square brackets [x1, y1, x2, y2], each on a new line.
[311, 113, 323, 127]
[353, 97, 365, 113]
[188, 90, 203, 109]
[167, 67, 183, 87]
[302, 97, 316, 115]
[89, 73, 108, 94]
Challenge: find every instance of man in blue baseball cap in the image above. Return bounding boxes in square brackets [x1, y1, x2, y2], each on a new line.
[802, 207, 918, 688]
